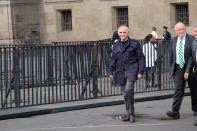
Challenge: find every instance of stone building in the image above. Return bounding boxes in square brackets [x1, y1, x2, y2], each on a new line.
[0, 0, 13, 43]
[0, 0, 40, 44]
[0, 0, 197, 44]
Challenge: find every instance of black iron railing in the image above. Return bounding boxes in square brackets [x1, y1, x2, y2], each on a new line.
[0, 39, 173, 109]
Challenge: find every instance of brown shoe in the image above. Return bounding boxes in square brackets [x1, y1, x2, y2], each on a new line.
[130, 115, 135, 123]
[122, 116, 130, 122]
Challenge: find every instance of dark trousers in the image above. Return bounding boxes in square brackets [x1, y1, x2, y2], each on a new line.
[145, 67, 155, 88]
[121, 81, 135, 116]
[172, 65, 186, 113]
[188, 71, 197, 112]
[172, 65, 197, 113]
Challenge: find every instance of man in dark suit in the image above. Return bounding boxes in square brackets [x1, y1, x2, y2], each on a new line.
[184, 23, 197, 126]
[109, 25, 145, 123]
[167, 22, 195, 119]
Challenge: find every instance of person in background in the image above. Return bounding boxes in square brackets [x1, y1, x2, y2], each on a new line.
[143, 34, 157, 89]
[162, 26, 171, 75]
[151, 27, 158, 39]
[111, 30, 120, 86]
[109, 25, 145, 123]
[112, 30, 119, 43]
[184, 23, 197, 126]
[162, 26, 171, 40]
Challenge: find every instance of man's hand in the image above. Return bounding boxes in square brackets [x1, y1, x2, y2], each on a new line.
[109, 75, 113, 78]
[138, 74, 143, 79]
[184, 72, 189, 80]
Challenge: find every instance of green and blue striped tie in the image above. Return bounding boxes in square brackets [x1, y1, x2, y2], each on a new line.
[178, 38, 184, 68]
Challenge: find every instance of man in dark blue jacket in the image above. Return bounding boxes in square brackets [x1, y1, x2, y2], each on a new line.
[109, 25, 145, 123]
[162, 26, 171, 40]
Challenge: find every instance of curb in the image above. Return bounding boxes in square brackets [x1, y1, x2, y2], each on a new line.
[0, 92, 190, 120]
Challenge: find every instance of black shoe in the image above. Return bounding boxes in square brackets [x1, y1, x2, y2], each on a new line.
[193, 111, 197, 116]
[166, 111, 180, 119]
[194, 120, 197, 126]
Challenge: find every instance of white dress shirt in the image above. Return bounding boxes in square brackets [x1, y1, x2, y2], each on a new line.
[176, 34, 186, 65]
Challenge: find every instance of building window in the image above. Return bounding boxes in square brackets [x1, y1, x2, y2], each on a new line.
[116, 8, 128, 28]
[15, 14, 24, 23]
[61, 10, 72, 31]
[176, 4, 189, 26]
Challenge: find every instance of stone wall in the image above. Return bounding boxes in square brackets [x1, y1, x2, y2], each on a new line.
[0, 0, 13, 43]
[129, 0, 197, 39]
[0, 0, 40, 44]
[1, 0, 197, 43]
[40, 0, 197, 43]
[40, 0, 129, 43]
[12, 0, 40, 43]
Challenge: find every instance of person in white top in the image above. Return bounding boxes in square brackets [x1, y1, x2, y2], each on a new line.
[143, 34, 157, 88]
[151, 27, 158, 39]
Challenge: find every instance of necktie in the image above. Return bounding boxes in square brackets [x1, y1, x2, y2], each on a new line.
[178, 38, 184, 68]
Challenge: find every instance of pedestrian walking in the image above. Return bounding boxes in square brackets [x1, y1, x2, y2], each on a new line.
[167, 22, 195, 119]
[109, 25, 145, 123]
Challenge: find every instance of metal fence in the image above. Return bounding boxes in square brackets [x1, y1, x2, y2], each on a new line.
[0, 39, 173, 109]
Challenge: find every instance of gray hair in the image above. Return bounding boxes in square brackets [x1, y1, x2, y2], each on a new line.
[174, 22, 185, 30]
[194, 23, 197, 28]
[118, 25, 129, 33]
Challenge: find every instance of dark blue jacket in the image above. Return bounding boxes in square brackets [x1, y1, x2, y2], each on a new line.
[163, 31, 171, 40]
[109, 38, 145, 85]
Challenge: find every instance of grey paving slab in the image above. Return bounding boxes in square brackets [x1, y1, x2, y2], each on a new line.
[0, 88, 190, 120]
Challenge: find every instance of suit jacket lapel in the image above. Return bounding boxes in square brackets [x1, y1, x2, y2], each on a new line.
[173, 36, 178, 60]
[121, 40, 130, 54]
[184, 34, 189, 58]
